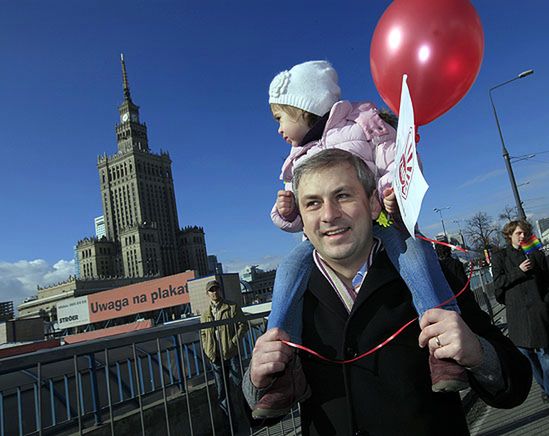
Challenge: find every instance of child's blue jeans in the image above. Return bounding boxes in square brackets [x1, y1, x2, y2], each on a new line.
[267, 224, 460, 343]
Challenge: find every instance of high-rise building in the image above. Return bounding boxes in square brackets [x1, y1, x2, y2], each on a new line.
[17, 56, 212, 320]
[180, 226, 209, 277]
[207, 254, 223, 275]
[536, 217, 549, 245]
[0, 301, 14, 322]
[76, 54, 183, 279]
[94, 216, 106, 239]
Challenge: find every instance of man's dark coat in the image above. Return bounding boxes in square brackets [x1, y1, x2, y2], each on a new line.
[299, 251, 531, 436]
[492, 246, 549, 348]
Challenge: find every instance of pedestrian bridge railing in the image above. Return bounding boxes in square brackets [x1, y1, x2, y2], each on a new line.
[0, 275, 500, 436]
[0, 311, 269, 436]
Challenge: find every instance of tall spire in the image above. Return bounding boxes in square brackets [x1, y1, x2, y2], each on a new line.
[120, 53, 131, 101]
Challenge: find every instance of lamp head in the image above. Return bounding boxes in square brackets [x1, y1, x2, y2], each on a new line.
[518, 69, 534, 78]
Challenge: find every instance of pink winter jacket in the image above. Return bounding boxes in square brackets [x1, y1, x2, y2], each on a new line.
[271, 100, 397, 233]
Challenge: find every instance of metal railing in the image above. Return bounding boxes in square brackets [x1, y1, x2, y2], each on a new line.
[469, 266, 496, 323]
[0, 312, 276, 436]
[0, 271, 502, 436]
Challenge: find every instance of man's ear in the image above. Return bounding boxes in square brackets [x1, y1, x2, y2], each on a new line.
[369, 190, 382, 220]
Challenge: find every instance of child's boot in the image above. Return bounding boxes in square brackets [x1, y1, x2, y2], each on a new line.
[252, 353, 311, 419]
[429, 355, 469, 392]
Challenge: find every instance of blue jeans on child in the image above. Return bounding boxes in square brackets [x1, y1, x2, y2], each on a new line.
[517, 347, 549, 395]
[267, 224, 460, 343]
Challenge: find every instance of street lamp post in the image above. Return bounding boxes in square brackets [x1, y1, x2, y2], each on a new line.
[433, 206, 450, 238]
[489, 69, 534, 221]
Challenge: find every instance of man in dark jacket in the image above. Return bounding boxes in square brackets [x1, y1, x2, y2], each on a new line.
[244, 149, 531, 435]
[492, 220, 549, 403]
[435, 241, 468, 293]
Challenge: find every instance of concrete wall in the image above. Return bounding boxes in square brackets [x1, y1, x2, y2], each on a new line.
[0, 318, 44, 342]
[0, 322, 7, 344]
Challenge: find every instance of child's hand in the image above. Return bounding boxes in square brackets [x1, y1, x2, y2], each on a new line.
[383, 187, 399, 215]
[276, 190, 296, 219]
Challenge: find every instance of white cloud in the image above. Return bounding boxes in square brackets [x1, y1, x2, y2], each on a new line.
[223, 255, 283, 276]
[0, 259, 75, 309]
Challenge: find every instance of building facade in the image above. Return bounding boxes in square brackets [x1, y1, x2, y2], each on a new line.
[536, 217, 549, 246]
[94, 216, 106, 239]
[17, 276, 151, 320]
[241, 265, 276, 305]
[180, 226, 209, 277]
[76, 55, 183, 279]
[207, 254, 223, 275]
[19, 56, 213, 324]
[0, 302, 14, 322]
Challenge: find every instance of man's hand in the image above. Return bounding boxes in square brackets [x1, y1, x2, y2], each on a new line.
[276, 190, 296, 219]
[382, 187, 399, 215]
[519, 259, 533, 272]
[418, 308, 483, 368]
[250, 328, 293, 389]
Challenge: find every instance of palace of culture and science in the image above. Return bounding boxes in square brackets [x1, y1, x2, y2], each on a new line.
[77, 55, 186, 279]
[17, 55, 214, 319]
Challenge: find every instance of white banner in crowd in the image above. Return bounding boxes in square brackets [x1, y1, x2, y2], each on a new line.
[392, 74, 429, 238]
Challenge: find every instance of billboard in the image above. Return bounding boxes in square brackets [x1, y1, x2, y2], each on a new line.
[56, 271, 195, 329]
[63, 320, 153, 344]
[57, 296, 90, 329]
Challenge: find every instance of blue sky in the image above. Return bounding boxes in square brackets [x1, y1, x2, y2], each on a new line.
[1, 1, 548, 306]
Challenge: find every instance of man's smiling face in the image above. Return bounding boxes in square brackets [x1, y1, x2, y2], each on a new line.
[297, 162, 379, 273]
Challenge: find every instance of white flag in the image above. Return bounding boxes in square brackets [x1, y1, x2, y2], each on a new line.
[392, 75, 429, 238]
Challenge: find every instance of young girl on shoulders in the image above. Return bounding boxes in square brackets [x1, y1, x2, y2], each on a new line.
[252, 60, 466, 419]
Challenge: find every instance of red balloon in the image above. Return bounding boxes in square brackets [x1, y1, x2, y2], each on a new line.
[370, 0, 484, 126]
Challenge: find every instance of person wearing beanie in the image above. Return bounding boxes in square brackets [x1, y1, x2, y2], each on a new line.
[268, 60, 341, 118]
[242, 60, 477, 421]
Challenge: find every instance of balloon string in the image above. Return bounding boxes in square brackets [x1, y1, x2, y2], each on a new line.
[281, 235, 473, 364]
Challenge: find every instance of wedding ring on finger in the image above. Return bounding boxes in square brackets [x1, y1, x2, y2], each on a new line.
[435, 335, 442, 348]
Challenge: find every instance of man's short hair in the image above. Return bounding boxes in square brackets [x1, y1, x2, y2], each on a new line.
[502, 219, 532, 243]
[292, 149, 376, 203]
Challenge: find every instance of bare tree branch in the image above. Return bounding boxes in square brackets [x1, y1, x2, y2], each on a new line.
[498, 205, 517, 222]
[465, 212, 501, 251]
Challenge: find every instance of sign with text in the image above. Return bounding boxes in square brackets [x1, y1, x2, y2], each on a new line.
[56, 271, 195, 328]
[57, 296, 90, 329]
[87, 271, 194, 323]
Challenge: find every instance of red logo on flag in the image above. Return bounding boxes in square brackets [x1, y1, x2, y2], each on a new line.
[398, 127, 414, 200]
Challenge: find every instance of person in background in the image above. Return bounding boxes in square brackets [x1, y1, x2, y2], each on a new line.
[493, 220, 549, 403]
[435, 240, 468, 293]
[200, 280, 248, 422]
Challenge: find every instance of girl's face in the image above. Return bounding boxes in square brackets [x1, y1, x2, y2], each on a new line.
[273, 109, 310, 147]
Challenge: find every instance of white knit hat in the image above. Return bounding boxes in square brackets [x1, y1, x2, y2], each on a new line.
[268, 60, 341, 116]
